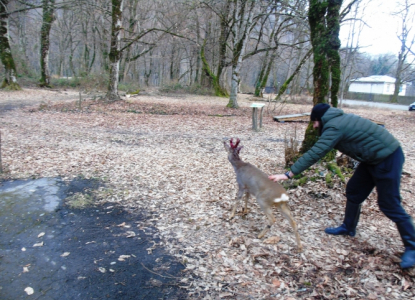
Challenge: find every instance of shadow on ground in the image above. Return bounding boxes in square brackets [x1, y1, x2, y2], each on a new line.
[0, 177, 188, 299]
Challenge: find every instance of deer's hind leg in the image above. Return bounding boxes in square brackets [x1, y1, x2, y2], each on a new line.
[278, 202, 303, 252]
[258, 206, 276, 239]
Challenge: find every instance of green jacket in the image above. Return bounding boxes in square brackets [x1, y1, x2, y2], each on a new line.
[290, 107, 400, 175]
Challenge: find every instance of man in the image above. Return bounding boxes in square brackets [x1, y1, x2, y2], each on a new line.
[269, 103, 415, 269]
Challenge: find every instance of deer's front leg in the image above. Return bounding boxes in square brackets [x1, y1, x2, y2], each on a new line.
[230, 189, 245, 220]
[242, 193, 250, 215]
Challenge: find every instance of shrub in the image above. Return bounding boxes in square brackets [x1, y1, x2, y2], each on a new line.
[159, 82, 215, 95]
[50, 73, 109, 91]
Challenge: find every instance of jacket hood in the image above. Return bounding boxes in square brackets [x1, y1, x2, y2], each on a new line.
[321, 107, 344, 126]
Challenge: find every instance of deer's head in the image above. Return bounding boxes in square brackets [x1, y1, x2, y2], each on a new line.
[223, 138, 243, 162]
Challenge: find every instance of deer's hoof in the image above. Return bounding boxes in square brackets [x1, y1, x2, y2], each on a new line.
[241, 209, 250, 215]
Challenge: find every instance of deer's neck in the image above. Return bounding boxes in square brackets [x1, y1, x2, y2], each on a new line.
[229, 157, 247, 170]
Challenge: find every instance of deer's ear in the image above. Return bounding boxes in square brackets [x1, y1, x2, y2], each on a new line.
[236, 146, 243, 154]
[223, 140, 230, 151]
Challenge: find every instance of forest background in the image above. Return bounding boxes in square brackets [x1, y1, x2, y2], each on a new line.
[1, 1, 415, 298]
[0, 0, 414, 107]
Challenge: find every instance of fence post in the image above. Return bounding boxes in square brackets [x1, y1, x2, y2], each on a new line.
[250, 103, 265, 132]
[252, 107, 258, 131]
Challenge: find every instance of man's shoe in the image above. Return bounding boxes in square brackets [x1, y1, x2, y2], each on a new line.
[400, 249, 415, 269]
[325, 201, 361, 237]
[325, 223, 356, 237]
[396, 219, 415, 269]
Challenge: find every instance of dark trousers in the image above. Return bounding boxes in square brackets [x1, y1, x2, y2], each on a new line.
[346, 147, 411, 223]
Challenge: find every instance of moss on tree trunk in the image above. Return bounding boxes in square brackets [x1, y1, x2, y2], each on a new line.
[39, 0, 55, 88]
[200, 39, 228, 97]
[105, 0, 124, 101]
[327, 0, 342, 108]
[0, 0, 21, 90]
[275, 49, 312, 101]
[301, 0, 343, 154]
[254, 50, 270, 97]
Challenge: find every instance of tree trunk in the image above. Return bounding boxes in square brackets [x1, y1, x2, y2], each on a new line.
[39, 0, 55, 88]
[391, 70, 402, 103]
[81, 18, 96, 76]
[144, 54, 153, 86]
[201, 38, 228, 96]
[215, 1, 231, 96]
[254, 50, 272, 97]
[0, 0, 21, 90]
[339, 2, 362, 108]
[391, 0, 413, 103]
[229, 56, 244, 108]
[308, 0, 330, 106]
[200, 2, 230, 97]
[17, 9, 31, 76]
[227, 0, 257, 108]
[391, 33, 406, 103]
[106, 0, 125, 101]
[69, 36, 77, 77]
[327, 0, 342, 107]
[301, 0, 343, 154]
[275, 49, 312, 101]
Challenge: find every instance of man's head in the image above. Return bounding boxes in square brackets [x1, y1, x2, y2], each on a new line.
[310, 103, 330, 133]
[310, 103, 330, 122]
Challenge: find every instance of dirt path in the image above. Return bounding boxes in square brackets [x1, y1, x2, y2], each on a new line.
[0, 88, 88, 112]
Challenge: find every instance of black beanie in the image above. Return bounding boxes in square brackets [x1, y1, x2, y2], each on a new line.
[310, 103, 330, 121]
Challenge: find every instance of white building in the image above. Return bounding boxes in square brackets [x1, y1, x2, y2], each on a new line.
[348, 75, 406, 96]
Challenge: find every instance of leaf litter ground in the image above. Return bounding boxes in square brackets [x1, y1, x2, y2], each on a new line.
[0, 89, 415, 299]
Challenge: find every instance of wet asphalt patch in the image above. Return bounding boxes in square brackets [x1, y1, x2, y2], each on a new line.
[0, 178, 188, 299]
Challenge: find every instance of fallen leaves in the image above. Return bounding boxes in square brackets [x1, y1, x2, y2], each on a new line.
[272, 278, 281, 287]
[263, 236, 281, 244]
[1, 91, 414, 299]
[125, 231, 136, 238]
[24, 287, 34, 295]
[118, 255, 131, 262]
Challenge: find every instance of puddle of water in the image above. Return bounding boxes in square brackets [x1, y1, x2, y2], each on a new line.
[0, 178, 66, 240]
[0, 178, 63, 214]
[0, 177, 188, 300]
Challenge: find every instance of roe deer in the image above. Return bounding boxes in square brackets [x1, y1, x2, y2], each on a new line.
[223, 138, 302, 252]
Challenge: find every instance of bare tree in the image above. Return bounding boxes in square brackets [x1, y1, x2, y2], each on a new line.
[0, 0, 21, 89]
[227, 0, 257, 108]
[39, 0, 55, 87]
[1, 0, 374, 100]
[338, 0, 365, 107]
[200, 0, 231, 96]
[391, 0, 415, 102]
[106, 0, 124, 100]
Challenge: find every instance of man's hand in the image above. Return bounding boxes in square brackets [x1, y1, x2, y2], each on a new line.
[268, 174, 289, 182]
